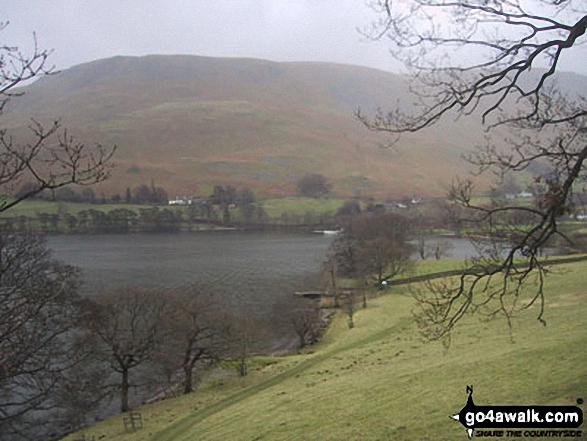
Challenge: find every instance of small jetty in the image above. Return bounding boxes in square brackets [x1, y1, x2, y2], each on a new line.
[294, 288, 364, 300]
[294, 291, 328, 300]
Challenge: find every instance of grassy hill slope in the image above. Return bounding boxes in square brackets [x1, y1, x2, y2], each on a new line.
[3, 55, 498, 198]
[63, 260, 587, 440]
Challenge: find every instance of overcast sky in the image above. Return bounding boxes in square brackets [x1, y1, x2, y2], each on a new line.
[3, 0, 587, 75]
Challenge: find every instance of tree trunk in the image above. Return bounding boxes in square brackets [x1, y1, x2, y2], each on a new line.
[330, 268, 339, 307]
[121, 368, 130, 413]
[238, 335, 248, 377]
[298, 333, 306, 349]
[183, 363, 193, 394]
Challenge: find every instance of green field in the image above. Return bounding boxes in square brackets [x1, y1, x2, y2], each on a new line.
[63, 260, 587, 441]
[261, 197, 347, 219]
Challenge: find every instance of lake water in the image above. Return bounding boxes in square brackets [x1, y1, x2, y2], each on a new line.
[47, 231, 333, 340]
[46, 232, 555, 301]
[39, 232, 560, 430]
[47, 230, 332, 293]
[46, 231, 557, 341]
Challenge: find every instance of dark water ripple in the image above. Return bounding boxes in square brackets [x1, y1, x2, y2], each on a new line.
[47, 231, 333, 316]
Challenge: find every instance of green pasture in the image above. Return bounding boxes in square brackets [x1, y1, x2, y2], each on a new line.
[63, 260, 587, 440]
[261, 197, 347, 219]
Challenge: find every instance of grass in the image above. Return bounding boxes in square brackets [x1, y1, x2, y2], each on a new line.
[406, 257, 466, 275]
[262, 196, 347, 219]
[403, 254, 587, 280]
[63, 260, 587, 441]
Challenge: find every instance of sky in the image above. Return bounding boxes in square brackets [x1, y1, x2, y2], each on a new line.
[2, 0, 587, 76]
[2, 0, 403, 73]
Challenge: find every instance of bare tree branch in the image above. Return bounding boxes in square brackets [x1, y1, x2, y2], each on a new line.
[361, 0, 587, 132]
[361, 0, 587, 341]
[1, 22, 116, 213]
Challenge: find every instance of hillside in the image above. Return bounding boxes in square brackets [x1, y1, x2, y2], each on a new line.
[62, 259, 587, 440]
[3, 55, 582, 198]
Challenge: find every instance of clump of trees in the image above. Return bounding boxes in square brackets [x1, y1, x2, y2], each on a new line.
[328, 212, 413, 286]
[0, 235, 85, 438]
[3, 271, 302, 437]
[273, 296, 325, 349]
[210, 185, 237, 206]
[14, 184, 101, 203]
[297, 173, 332, 198]
[336, 200, 362, 219]
[13, 180, 169, 205]
[208, 185, 267, 224]
[132, 181, 169, 204]
[320, 211, 414, 329]
[78, 286, 230, 412]
[1, 206, 185, 234]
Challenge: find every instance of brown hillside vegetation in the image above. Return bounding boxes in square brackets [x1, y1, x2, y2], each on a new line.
[4, 55, 581, 198]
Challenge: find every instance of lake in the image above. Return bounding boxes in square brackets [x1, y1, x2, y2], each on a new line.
[47, 231, 333, 348]
[40, 231, 560, 429]
[47, 230, 332, 298]
[46, 231, 555, 349]
[45, 232, 531, 298]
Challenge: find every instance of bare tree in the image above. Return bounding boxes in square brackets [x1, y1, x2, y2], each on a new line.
[273, 296, 323, 349]
[0, 235, 83, 438]
[0, 22, 116, 213]
[52, 351, 111, 434]
[341, 291, 358, 329]
[361, 0, 586, 131]
[226, 313, 261, 377]
[330, 212, 413, 286]
[83, 287, 173, 413]
[291, 307, 323, 347]
[359, 0, 587, 341]
[164, 287, 227, 395]
[416, 233, 430, 261]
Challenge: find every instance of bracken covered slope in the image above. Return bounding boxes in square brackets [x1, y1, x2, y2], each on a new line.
[5, 55, 582, 197]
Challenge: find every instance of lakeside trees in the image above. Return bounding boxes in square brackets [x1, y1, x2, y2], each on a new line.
[75, 285, 276, 417]
[361, 0, 587, 341]
[82, 288, 174, 413]
[162, 288, 226, 395]
[328, 212, 413, 286]
[14, 181, 165, 205]
[0, 235, 84, 437]
[273, 295, 325, 349]
[0, 21, 116, 439]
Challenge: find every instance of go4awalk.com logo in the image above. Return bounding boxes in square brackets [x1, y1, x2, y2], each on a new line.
[450, 386, 584, 439]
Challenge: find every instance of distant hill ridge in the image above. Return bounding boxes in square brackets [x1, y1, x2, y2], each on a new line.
[4, 55, 584, 198]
